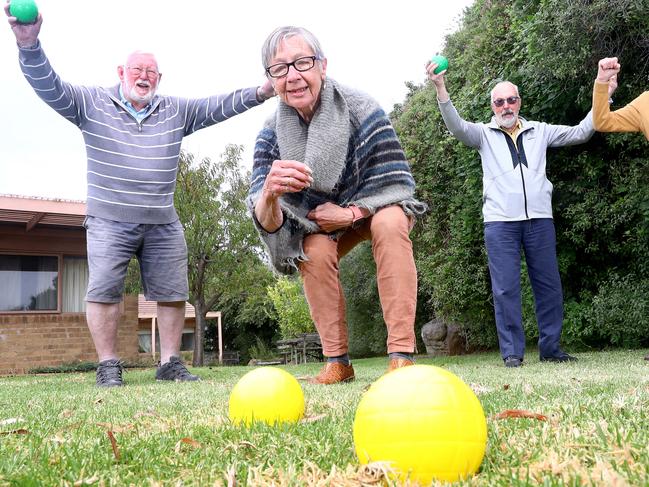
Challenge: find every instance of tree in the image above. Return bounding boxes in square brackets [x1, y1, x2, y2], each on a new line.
[175, 146, 276, 366]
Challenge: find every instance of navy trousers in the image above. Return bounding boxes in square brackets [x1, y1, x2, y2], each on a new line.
[483, 218, 563, 360]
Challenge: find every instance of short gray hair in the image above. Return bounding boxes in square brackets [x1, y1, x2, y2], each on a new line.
[490, 81, 520, 102]
[261, 26, 325, 71]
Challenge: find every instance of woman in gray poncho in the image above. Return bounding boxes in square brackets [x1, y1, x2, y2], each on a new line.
[248, 26, 426, 384]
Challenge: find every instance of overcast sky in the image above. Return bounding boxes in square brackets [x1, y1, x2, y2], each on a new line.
[0, 0, 473, 201]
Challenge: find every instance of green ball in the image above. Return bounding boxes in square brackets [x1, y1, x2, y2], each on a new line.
[431, 55, 449, 74]
[9, 0, 38, 24]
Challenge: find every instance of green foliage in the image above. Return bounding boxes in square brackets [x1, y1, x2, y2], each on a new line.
[339, 243, 387, 357]
[247, 336, 278, 361]
[563, 274, 649, 348]
[175, 147, 278, 365]
[394, 0, 649, 349]
[123, 258, 142, 295]
[267, 276, 315, 339]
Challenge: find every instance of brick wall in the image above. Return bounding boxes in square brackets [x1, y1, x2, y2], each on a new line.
[0, 295, 139, 375]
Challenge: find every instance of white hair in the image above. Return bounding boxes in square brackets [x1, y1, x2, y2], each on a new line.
[490, 81, 520, 102]
[261, 26, 325, 71]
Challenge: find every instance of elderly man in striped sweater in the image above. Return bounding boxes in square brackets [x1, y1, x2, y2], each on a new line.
[6, 5, 275, 386]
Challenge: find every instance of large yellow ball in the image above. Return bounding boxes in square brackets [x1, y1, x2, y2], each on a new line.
[353, 365, 487, 484]
[229, 367, 305, 426]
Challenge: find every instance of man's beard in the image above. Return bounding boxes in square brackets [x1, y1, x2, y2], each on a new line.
[124, 78, 155, 105]
[495, 109, 517, 129]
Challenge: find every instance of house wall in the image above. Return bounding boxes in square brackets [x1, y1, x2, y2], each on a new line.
[0, 295, 139, 375]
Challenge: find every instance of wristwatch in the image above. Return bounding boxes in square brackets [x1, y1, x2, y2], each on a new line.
[348, 206, 364, 223]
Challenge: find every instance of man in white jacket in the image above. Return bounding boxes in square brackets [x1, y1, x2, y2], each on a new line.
[426, 62, 614, 367]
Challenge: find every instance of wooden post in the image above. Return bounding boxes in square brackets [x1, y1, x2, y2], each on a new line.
[218, 314, 223, 365]
[151, 316, 156, 360]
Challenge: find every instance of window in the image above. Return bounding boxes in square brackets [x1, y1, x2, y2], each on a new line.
[62, 257, 89, 312]
[0, 255, 58, 312]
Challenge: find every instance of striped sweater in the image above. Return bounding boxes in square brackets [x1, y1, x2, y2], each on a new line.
[18, 42, 262, 224]
[247, 80, 425, 274]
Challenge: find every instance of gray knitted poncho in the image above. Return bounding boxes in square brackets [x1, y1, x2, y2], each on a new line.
[247, 79, 426, 274]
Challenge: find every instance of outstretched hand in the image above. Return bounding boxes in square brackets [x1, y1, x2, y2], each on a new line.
[257, 78, 275, 101]
[4, 1, 42, 47]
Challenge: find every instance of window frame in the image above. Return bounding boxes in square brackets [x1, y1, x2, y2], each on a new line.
[0, 251, 63, 315]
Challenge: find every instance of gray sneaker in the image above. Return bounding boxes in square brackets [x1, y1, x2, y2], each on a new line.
[96, 359, 124, 387]
[155, 356, 200, 382]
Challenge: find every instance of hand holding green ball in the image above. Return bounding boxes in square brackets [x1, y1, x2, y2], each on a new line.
[9, 0, 39, 24]
[430, 55, 449, 74]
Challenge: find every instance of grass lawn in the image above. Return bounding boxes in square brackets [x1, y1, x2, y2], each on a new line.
[0, 350, 647, 486]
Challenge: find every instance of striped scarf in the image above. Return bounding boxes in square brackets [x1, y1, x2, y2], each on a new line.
[247, 79, 426, 274]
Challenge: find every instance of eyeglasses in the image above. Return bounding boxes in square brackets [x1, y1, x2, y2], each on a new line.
[126, 66, 160, 80]
[265, 56, 320, 78]
[492, 96, 520, 107]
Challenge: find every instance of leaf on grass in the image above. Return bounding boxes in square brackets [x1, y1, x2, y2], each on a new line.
[470, 383, 492, 395]
[106, 430, 120, 461]
[133, 410, 160, 419]
[494, 409, 548, 421]
[356, 462, 393, 484]
[238, 440, 257, 450]
[95, 422, 133, 433]
[523, 383, 534, 395]
[0, 417, 23, 426]
[174, 437, 203, 453]
[503, 384, 510, 390]
[295, 375, 311, 381]
[300, 413, 327, 423]
[93, 398, 103, 405]
[0, 428, 29, 435]
[73, 475, 99, 486]
[50, 434, 70, 444]
[58, 410, 73, 419]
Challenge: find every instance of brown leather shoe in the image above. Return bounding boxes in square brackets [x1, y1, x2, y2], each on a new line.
[387, 358, 415, 372]
[308, 362, 355, 384]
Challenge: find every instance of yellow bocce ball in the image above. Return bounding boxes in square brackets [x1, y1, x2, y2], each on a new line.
[229, 367, 305, 426]
[353, 365, 487, 484]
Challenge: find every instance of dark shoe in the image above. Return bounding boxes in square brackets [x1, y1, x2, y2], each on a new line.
[308, 362, 355, 384]
[644, 354, 648, 361]
[156, 356, 200, 382]
[387, 358, 415, 373]
[504, 356, 523, 368]
[96, 359, 124, 387]
[540, 352, 578, 363]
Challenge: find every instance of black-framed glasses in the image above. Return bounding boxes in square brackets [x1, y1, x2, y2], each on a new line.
[492, 96, 520, 107]
[265, 56, 320, 78]
[126, 66, 160, 80]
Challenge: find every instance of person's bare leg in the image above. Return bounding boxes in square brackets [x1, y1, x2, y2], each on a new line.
[86, 301, 121, 362]
[157, 301, 185, 364]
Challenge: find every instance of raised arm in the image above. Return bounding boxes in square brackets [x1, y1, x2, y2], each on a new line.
[593, 57, 642, 133]
[6, 4, 83, 125]
[183, 79, 275, 135]
[426, 61, 483, 149]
